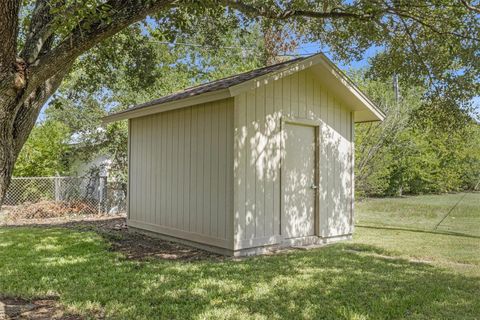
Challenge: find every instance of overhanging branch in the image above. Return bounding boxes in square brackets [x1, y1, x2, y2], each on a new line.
[459, 0, 480, 13]
[0, 1, 20, 70]
[218, 0, 378, 20]
[21, 0, 56, 64]
[29, 0, 176, 88]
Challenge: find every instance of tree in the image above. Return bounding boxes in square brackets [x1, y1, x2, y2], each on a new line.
[13, 119, 71, 177]
[354, 70, 480, 197]
[353, 70, 424, 196]
[0, 0, 478, 206]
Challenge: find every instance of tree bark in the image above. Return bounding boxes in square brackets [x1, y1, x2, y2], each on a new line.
[0, 1, 21, 207]
[0, 119, 16, 208]
[0, 67, 69, 207]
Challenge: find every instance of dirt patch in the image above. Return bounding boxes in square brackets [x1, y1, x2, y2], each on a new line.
[108, 231, 224, 261]
[0, 296, 82, 320]
[0, 214, 124, 228]
[5, 201, 97, 221]
[4, 217, 224, 262]
[83, 218, 224, 261]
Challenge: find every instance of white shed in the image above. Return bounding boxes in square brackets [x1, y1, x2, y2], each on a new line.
[104, 53, 384, 256]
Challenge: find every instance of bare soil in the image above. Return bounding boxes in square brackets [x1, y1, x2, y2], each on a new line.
[3, 216, 224, 262]
[0, 296, 82, 320]
[3, 201, 97, 221]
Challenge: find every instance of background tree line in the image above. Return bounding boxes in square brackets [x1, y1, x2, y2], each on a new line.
[353, 71, 479, 197]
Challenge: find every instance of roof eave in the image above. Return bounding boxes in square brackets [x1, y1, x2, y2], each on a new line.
[102, 53, 385, 124]
[315, 53, 385, 122]
[102, 89, 231, 124]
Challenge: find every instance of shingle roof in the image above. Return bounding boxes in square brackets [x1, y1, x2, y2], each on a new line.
[112, 56, 307, 116]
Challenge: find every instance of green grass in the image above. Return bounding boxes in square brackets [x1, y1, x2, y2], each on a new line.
[0, 193, 479, 319]
[353, 226, 480, 277]
[355, 192, 480, 236]
[354, 192, 480, 276]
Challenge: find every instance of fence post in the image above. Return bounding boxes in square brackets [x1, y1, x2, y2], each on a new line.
[98, 175, 108, 214]
[54, 176, 61, 202]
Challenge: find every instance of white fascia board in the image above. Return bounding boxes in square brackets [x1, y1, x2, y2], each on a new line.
[316, 54, 385, 121]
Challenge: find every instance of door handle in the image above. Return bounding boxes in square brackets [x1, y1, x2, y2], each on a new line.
[310, 185, 318, 190]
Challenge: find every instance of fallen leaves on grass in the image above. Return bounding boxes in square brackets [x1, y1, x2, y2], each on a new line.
[6, 200, 97, 221]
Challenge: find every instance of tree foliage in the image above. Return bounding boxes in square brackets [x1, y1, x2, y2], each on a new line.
[13, 120, 71, 177]
[354, 71, 480, 197]
[223, 1, 479, 119]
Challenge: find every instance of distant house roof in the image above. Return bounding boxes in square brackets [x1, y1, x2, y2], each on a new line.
[103, 53, 385, 123]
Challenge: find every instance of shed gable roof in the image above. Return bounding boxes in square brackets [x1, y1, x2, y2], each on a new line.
[103, 53, 384, 123]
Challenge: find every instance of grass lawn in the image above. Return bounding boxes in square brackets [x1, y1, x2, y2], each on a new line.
[0, 193, 479, 319]
[355, 192, 480, 237]
[354, 192, 480, 277]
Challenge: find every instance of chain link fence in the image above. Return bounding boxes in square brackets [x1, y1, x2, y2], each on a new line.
[0, 176, 126, 225]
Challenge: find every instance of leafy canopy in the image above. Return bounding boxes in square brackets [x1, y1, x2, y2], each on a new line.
[12, 0, 480, 194]
[16, 1, 479, 116]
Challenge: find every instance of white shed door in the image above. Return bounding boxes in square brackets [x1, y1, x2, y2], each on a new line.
[282, 123, 316, 238]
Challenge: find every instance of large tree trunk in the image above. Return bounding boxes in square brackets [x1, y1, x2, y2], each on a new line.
[0, 66, 68, 207]
[0, 82, 25, 208]
[0, 0, 22, 208]
[0, 114, 16, 208]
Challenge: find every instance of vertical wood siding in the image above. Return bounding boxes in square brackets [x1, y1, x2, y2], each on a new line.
[234, 69, 354, 249]
[129, 98, 234, 249]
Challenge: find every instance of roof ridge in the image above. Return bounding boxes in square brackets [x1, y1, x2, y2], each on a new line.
[164, 55, 305, 93]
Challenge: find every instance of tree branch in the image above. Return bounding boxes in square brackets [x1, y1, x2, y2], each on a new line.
[30, 0, 176, 88]
[20, 0, 57, 64]
[218, 0, 379, 21]
[398, 16, 435, 88]
[13, 65, 72, 156]
[0, 1, 20, 70]
[222, 0, 478, 42]
[459, 0, 480, 13]
[385, 6, 479, 42]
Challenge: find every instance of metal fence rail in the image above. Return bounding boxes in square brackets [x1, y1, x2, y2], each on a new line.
[1, 176, 126, 223]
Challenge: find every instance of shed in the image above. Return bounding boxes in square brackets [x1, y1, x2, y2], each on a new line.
[104, 53, 385, 256]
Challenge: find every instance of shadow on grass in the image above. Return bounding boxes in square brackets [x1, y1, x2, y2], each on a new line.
[0, 227, 479, 319]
